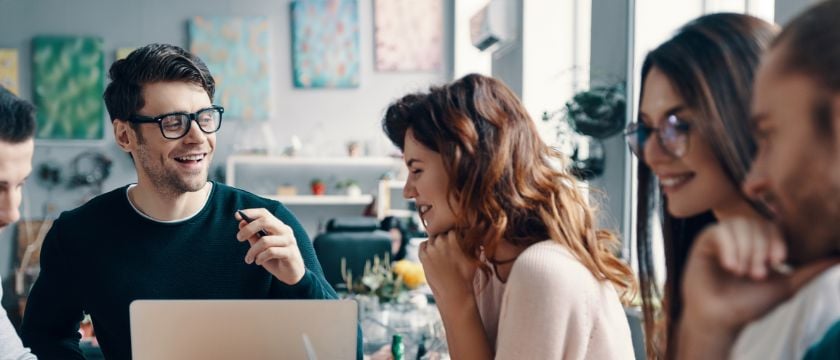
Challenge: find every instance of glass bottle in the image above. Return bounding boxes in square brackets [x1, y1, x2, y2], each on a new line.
[391, 334, 404, 360]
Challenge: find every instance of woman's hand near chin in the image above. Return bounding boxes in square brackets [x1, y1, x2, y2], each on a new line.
[419, 230, 492, 360]
[419, 230, 477, 306]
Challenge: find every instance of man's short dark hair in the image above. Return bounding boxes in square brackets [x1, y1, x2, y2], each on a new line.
[772, 0, 840, 135]
[103, 43, 215, 122]
[0, 85, 36, 143]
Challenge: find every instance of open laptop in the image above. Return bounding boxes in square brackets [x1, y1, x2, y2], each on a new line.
[130, 299, 357, 360]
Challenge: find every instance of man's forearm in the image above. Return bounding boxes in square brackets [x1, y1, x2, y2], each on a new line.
[272, 269, 337, 300]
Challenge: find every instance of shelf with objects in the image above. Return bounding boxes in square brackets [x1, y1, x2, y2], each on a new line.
[225, 155, 405, 237]
[376, 180, 414, 220]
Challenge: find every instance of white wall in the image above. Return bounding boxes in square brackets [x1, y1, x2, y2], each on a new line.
[490, 0, 524, 96]
[454, 0, 492, 78]
[0, 0, 450, 154]
[522, 0, 591, 144]
[0, 0, 452, 279]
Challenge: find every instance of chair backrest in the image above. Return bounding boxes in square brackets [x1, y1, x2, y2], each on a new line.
[314, 217, 392, 288]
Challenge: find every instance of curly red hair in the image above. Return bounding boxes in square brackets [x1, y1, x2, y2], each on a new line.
[383, 74, 635, 300]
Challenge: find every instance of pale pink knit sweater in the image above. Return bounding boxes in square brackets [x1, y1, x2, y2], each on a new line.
[475, 241, 635, 359]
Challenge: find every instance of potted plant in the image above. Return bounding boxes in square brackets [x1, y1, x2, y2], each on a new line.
[340, 254, 425, 304]
[540, 81, 625, 181]
[310, 178, 326, 195]
[563, 82, 626, 139]
[336, 179, 362, 197]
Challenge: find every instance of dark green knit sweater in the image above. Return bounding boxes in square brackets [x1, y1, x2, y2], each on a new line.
[21, 182, 353, 359]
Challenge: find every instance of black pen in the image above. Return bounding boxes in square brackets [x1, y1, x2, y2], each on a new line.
[237, 210, 268, 237]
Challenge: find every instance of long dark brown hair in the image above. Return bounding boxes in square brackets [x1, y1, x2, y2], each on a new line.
[634, 13, 776, 359]
[384, 74, 635, 298]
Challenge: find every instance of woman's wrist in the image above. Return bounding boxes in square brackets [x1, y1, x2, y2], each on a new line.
[435, 287, 476, 316]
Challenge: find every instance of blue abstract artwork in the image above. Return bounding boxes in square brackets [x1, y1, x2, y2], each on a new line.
[291, 0, 360, 88]
[189, 16, 271, 120]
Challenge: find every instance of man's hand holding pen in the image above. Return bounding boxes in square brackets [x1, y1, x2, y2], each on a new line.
[236, 209, 306, 285]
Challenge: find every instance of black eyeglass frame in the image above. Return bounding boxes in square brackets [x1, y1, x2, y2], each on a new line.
[128, 105, 225, 140]
[623, 114, 692, 160]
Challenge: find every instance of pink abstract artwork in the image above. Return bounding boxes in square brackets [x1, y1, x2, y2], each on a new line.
[374, 0, 443, 72]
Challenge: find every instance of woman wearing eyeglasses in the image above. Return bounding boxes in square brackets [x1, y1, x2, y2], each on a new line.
[624, 13, 776, 359]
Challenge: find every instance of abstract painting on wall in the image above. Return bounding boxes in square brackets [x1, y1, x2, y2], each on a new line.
[291, 0, 360, 88]
[32, 37, 105, 140]
[0, 49, 19, 95]
[189, 16, 271, 120]
[374, 0, 443, 72]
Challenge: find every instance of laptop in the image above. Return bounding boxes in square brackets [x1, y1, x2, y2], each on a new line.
[130, 299, 357, 360]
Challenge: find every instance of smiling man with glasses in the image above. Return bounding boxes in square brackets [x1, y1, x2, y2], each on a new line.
[20, 44, 349, 359]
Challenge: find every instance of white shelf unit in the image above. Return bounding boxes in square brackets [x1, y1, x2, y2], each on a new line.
[377, 180, 415, 219]
[226, 155, 401, 188]
[262, 194, 374, 205]
[226, 155, 405, 236]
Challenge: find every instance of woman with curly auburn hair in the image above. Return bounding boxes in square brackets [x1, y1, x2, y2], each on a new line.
[382, 73, 637, 359]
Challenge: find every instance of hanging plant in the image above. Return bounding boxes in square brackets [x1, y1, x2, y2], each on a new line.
[564, 82, 626, 139]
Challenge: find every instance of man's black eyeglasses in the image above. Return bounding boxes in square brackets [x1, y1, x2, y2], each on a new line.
[128, 105, 224, 140]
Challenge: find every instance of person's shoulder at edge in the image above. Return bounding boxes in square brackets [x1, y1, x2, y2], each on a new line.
[798, 263, 840, 296]
[794, 263, 840, 335]
[804, 319, 840, 360]
[60, 184, 131, 219]
[734, 264, 840, 359]
[39, 184, 131, 245]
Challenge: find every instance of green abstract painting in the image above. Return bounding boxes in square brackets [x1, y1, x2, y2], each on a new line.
[32, 36, 105, 140]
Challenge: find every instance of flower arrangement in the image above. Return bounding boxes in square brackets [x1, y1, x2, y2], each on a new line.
[335, 179, 362, 196]
[392, 260, 426, 289]
[341, 254, 426, 303]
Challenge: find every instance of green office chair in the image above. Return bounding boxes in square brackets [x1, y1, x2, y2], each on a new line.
[313, 217, 392, 289]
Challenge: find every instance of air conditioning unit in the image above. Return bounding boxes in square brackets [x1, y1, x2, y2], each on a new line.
[470, 0, 516, 52]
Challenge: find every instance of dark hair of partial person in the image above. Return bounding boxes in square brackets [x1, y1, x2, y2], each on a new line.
[0, 85, 36, 143]
[634, 13, 777, 359]
[383, 73, 636, 300]
[770, 0, 840, 139]
[102, 43, 215, 124]
[380, 216, 408, 261]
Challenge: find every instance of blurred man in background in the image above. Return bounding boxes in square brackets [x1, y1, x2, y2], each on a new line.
[0, 85, 37, 359]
